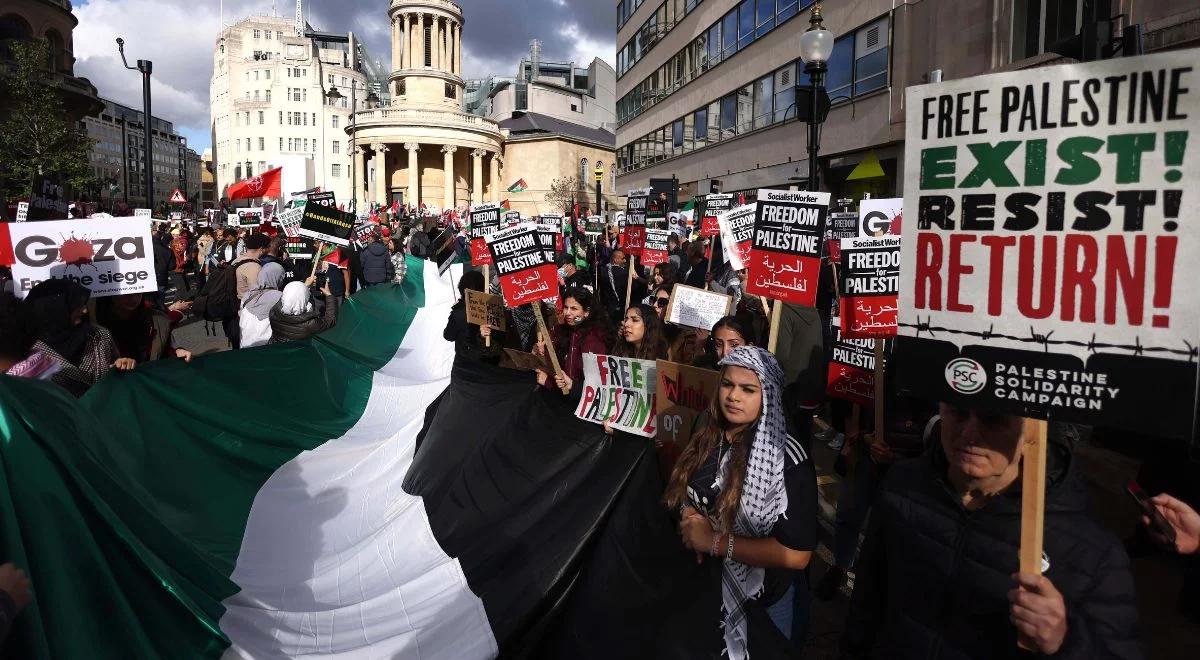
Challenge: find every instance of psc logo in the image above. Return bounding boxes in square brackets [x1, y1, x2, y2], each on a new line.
[945, 358, 986, 395]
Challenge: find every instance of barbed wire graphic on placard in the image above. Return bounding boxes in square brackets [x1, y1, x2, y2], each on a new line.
[900, 318, 1198, 361]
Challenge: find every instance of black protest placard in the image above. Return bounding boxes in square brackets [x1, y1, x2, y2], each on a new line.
[486, 224, 558, 307]
[623, 191, 648, 256]
[745, 189, 829, 306]
[826, 211, 859, 261]
[701, 193, 734, 236]
[642, 228, 671, 267]
[470, 203, 502, 266]
[307, 191, 336, 208]
[827, 322, 876, 407]
[896, 50, 1199, 439]
[28, 175, 68, 221]
[840, 236, 900, 338]
[299, 201, 355, 245]
[284, 236, 315, 280]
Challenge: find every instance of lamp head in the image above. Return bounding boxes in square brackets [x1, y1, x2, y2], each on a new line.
[799, 4, 835, 66]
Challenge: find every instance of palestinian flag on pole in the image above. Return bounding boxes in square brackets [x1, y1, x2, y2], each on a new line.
[506, 179, 527, 193]
[0, 258, 683, 659]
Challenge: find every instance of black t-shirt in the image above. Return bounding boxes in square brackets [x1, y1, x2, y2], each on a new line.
[686, 431, 817, 604]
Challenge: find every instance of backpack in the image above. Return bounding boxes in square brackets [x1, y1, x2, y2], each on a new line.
[193, 259, 255, 321]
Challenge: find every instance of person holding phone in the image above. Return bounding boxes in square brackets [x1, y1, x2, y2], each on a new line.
[1141, 492, 1200, 556]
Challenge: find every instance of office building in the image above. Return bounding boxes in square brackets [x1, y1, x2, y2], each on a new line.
[210, 10, 384, 205]
[83, 97, 200, 208]
[615, 0, 1200, 203]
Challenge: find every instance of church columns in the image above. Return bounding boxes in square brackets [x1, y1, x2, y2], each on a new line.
[471, 149, 485, 204]
[489, 154, 501, 202]
[442, 145, 457, 210]
[354, 146, 366, 209]
[405, 142, 421, 207]
[371, 143, 389, 207]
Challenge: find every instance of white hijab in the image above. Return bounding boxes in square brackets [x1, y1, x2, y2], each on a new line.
[279, 281, 312, 315]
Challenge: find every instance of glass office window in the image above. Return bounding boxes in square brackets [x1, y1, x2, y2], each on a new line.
[825, 37, 854, 101]
[777, 0, 799, 22]
[693, 107, 708, 148]
[753, 74, 774, 129]
[736, 84, 754, 132]
[707, 24, 721, 68]
[672, 119, 684, 155]
[774, 63, 796, 122]
[683, 113, 694, 152]
[708, 100, 722, 143]
[738, 1, 756, 51]
[757, 0, 776, 37]
[722, 11, 739, 60]
[720, 93, 738, 139]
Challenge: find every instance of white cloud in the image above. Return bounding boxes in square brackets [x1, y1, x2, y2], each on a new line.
[74, 0, 232, 149]
[558, 23, 615, 70]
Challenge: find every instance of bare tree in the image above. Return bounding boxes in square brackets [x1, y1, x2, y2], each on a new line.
[544, 176, 578, 216]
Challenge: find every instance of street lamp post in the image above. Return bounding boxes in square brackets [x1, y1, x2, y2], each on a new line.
[798, 5, 835, 192]
[594, 163, 603, 220]
[116, 38, 154, 208]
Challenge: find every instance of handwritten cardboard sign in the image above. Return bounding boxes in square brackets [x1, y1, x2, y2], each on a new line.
[502, 348, 555, 374]
[642, 228, 671, 268]
[840, 236, 900, 338]
[745, 189, 829, 306]
[487, 223, 557, 307]
[470, 203, 501, 266]
[656, 360, 720, 449]
[717, 203, 756, 270]
[575, 353, 658, 437]
[895, 49, 1199, 439]
[466, 289, 507, 331]
[827, 321, 876, 406]
[666, 283, 733, 331]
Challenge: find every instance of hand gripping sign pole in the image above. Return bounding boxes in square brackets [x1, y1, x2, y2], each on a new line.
[1018, 417, 1049, 651]
[531, 303, 570, 395]
[482, 265, 491, 347]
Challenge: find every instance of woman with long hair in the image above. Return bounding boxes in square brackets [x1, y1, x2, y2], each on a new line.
[657, 346, 817, 659]
[539, 287, 611, 392]
[694, 314, 758, 369]
[611, 303, 668, 361]
[643, 262, 677, 305]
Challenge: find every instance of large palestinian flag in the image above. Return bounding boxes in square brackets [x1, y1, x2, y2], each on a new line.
[0, 258, 685, 659]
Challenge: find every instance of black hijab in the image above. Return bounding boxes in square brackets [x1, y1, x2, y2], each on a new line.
[24, 279, 93, 364]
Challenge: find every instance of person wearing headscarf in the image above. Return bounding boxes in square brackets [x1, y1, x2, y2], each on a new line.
[23, 279, 129, 396]
[94, 293, 193, 363]
[269, 281, 336, 343]
[238, 262, 285, 348]
[658, 346, 817, 659]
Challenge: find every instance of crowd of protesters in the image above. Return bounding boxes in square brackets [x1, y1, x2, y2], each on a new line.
[3, 202, 1200, 656]
[438, 214, 1200, 659]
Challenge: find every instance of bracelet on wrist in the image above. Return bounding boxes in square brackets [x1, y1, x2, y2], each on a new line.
[725, 534, 735, 561]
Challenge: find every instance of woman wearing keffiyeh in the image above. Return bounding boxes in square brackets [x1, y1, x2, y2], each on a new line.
[660, 345, 818, 659]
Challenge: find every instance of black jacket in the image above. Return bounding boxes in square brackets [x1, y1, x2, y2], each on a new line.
[269, 302, 333, 343]
[152, 237, 174, 287]
[443, 299, 498, 363]
[359, 242, 393, 284]
[842, 440, 1140, 660]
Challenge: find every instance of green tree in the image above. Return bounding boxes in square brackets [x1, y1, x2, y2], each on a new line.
[545, 175, 578, 216]
[0, 39, 94, 202]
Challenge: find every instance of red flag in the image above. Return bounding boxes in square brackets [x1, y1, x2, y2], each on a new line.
[391, 199, 400, 214]
[500, 199, 512, 210]
[226, 167, 282, 200]
[738, 192, 746, 205]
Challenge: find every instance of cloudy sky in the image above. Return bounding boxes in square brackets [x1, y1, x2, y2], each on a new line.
[73, 0, 615, 152]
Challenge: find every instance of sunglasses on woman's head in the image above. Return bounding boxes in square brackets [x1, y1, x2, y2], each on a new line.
[655, 298, 670, 308]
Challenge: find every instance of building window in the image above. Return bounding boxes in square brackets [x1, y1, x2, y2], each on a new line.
[332, 164, 342, 177]
[445, 83, 455, 99]
[265, 89, 272, 102]
[258, 137, 265, 150]
[672, 119, 684, 154]
[757, 0, 776, 37]
[753, 74, 773, 129]
[332, 115, 339, 128]
[853, 17, 889, 95]
[278, 111, 283, 124]
[694, 107, 709, 147]
[580, 158, 589, 182]
[265, 70, 271, 80]
[332, 140, 340, 154]
[253, 29, 261, 39]
[253, 90, 260, 101]
[425, 26, 433, 66]
[774, 63, 796, 122]
[258, 111, 264, 125]
[303, 138, 308, 151]
[720, 93, 737, 138]
[277, 31, 283, 39]
[265, 30, 272, 40]
[825, 37, 854, 101]
[398, 78, 406, 95]
[1011, 0, 1110, 61]
[280, 137, 284, 150]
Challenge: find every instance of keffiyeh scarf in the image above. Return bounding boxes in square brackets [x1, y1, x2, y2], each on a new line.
[714, 345, 789, 659]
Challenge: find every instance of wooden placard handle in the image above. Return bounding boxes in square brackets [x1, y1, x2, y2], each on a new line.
[767, 298, 783, 354]
[309, 241, 326, 279]
[1018, 417, 1049, 650]
[531, 303, 570, 395]
[483, 264, 491, 348]
[625, 254, 637, 310]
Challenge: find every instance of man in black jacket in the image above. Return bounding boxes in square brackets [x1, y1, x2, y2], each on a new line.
[841, 405, 1140, 659]
[358, 232, 394, 287]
